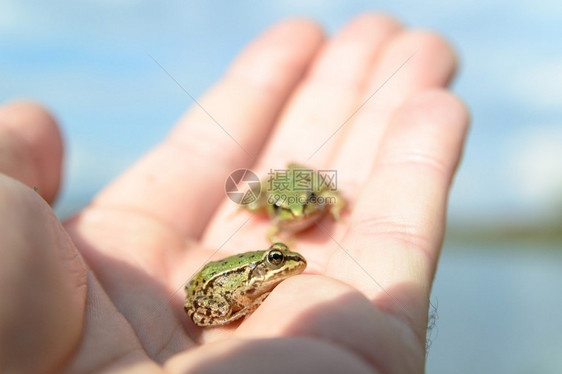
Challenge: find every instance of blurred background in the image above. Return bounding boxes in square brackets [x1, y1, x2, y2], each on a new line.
[2, 1, 561, 372]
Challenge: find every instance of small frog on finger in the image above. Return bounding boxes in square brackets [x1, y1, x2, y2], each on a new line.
[184, 243, 306, 327]
[245, 163, 346, 241]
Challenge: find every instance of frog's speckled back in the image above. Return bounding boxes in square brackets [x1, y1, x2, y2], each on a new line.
[184, 251, 266, 299]
[200, 251, 265, 282]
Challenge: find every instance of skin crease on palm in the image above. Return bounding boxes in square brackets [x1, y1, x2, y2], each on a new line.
[0, 13, 469, 374]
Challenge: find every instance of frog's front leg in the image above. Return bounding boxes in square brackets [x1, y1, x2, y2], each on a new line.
[188, 294, 231, 327]
[218, 292, 271, 326]
[321, 190, 346, 220]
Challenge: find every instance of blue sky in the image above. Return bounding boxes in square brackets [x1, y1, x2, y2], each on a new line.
[2, 0, 562, 224]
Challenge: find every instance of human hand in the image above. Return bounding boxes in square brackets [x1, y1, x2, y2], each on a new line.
[0, 14, 468, 373]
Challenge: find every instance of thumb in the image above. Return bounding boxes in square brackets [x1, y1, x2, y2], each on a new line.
[0, 168, 86, 372]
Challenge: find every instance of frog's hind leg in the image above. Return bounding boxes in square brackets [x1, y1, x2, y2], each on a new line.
[189, 295, 231, 327]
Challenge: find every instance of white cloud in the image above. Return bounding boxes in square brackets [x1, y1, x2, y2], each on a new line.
[504, 124, 562, 214]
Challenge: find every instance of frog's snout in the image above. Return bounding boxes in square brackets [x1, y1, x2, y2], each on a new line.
[289, 252, 307, 271]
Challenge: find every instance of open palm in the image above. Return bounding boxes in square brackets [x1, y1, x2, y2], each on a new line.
[0, 14, 468, 373]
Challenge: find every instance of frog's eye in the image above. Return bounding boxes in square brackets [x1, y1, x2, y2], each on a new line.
[272, 200, 282, 213]
[266, 249, 286, 268]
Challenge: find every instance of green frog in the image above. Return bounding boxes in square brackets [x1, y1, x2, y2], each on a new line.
[246, 163, 346, 241]
[184, 243, 306, 327]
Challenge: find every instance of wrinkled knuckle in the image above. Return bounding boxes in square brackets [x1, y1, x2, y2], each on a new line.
[353, 215, 434, 259]
[379, 148, 449, 177]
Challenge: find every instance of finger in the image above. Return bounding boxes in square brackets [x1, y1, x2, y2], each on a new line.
[326, 90, 469, 326]
[167, 336, 376, 373]
[332, 31, 457, 195]
[233, 276, 424, 373]
[202, 13, 401, 249]
[92, 19, 324, 239]
[0, 101, 63, 203]
[254, 13, 401, 170]
[0, 175, 86, 373]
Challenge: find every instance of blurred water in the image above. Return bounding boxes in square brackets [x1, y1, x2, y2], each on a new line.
[427, 242, 562, 373]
